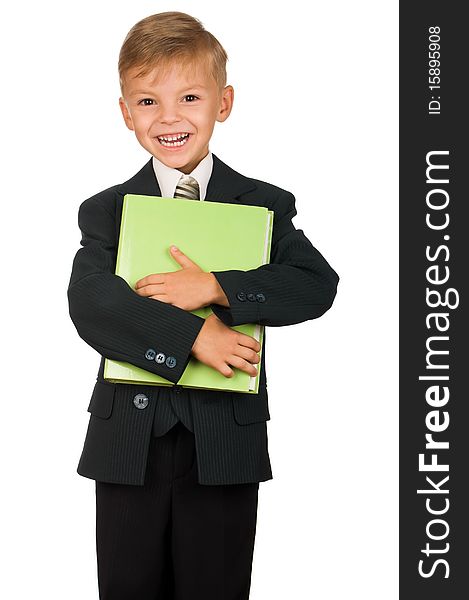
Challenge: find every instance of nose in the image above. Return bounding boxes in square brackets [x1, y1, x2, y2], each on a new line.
[158, 102, 181, 124]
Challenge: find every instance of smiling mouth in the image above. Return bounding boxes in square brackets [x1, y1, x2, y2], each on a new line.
[157, 133, 191, 147]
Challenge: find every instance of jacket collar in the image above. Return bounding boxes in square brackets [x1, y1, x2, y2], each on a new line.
[117, 152, 257, 203]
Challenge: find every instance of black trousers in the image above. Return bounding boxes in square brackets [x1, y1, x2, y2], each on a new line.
[95, 421, 260, 599]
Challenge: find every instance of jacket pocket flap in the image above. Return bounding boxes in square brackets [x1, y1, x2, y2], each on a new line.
[87, 381, 116, 419]
[232, 388, 270, 425]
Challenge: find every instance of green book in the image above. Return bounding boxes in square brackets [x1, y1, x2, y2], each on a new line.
[104, 194, 274, 393]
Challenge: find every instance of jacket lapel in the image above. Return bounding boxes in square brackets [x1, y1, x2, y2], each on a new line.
[205, 153, 257, 202]
[117, 152, 257, 202]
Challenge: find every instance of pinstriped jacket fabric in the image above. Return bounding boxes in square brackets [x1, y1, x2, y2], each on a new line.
[67, 153, 339, 486]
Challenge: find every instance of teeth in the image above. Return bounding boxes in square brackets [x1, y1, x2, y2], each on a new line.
[158, 133, 190, 147]
[158, 133, 189, 141]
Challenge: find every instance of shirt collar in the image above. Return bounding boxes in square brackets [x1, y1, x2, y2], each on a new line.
[151, 150, 213, 201]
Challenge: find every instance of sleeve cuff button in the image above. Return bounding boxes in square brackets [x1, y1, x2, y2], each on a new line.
[166, 356, 177, 368]
[155, 352, 166, 364]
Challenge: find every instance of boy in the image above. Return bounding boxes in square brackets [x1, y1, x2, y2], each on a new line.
[67, 10, 339, 600]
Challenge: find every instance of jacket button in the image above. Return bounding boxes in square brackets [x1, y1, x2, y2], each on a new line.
[173, 385, 182, 394]
[247, 293, 256, 302]
[256, 293, 266, 302]
[155, 352, 166, 364]
[236, 292, 246, 302]
[145, 348, 156, 360]
[133, 393, 149, 409]
[166, 356, 177, 368]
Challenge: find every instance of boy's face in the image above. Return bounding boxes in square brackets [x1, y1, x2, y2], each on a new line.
[119, 60, 233, 174]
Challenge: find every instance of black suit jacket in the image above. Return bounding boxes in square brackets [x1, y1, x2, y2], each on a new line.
[67, 153, 339, 486]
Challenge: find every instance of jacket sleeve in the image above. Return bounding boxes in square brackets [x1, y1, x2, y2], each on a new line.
[67, 194, 205, 384]
[209, 190, 339, 327]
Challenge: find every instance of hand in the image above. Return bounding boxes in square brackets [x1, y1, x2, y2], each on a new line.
[191, 314, 261, 378]
[134, 246, 227, 311]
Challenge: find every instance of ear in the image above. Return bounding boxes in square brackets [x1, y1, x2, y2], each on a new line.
[119, 97, 135, 131]
[216, 85, 234, 123]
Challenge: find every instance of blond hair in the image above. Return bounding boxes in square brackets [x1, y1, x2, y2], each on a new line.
[118, 11, 228, 96]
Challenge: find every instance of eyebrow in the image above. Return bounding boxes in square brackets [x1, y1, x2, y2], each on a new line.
[130, 85, 208, 96]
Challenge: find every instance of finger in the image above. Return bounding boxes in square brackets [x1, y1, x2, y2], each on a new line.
[170, 246, 197, 268]
[135, 274, 164, 289]
[217, 364, 234, 378]
[228, 355, 258, 376]
[149, 295, 171, 303]
[135, 284, 164, 297]
[234, 345, 260, 364]
[236, 334, 261, 353]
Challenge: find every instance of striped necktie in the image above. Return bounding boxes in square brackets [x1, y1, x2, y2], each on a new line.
[174, 174, 200, 200]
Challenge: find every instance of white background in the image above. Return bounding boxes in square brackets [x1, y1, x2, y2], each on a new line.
[0, 1, 398, 598]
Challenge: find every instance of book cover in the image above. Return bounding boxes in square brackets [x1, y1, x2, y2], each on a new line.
[104, 194, 273, 393]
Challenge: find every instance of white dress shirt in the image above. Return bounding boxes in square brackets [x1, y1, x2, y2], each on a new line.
[152, 150, 213, 201]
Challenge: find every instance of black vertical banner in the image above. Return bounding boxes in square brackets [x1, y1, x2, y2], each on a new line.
[400, 3, 467, 598]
